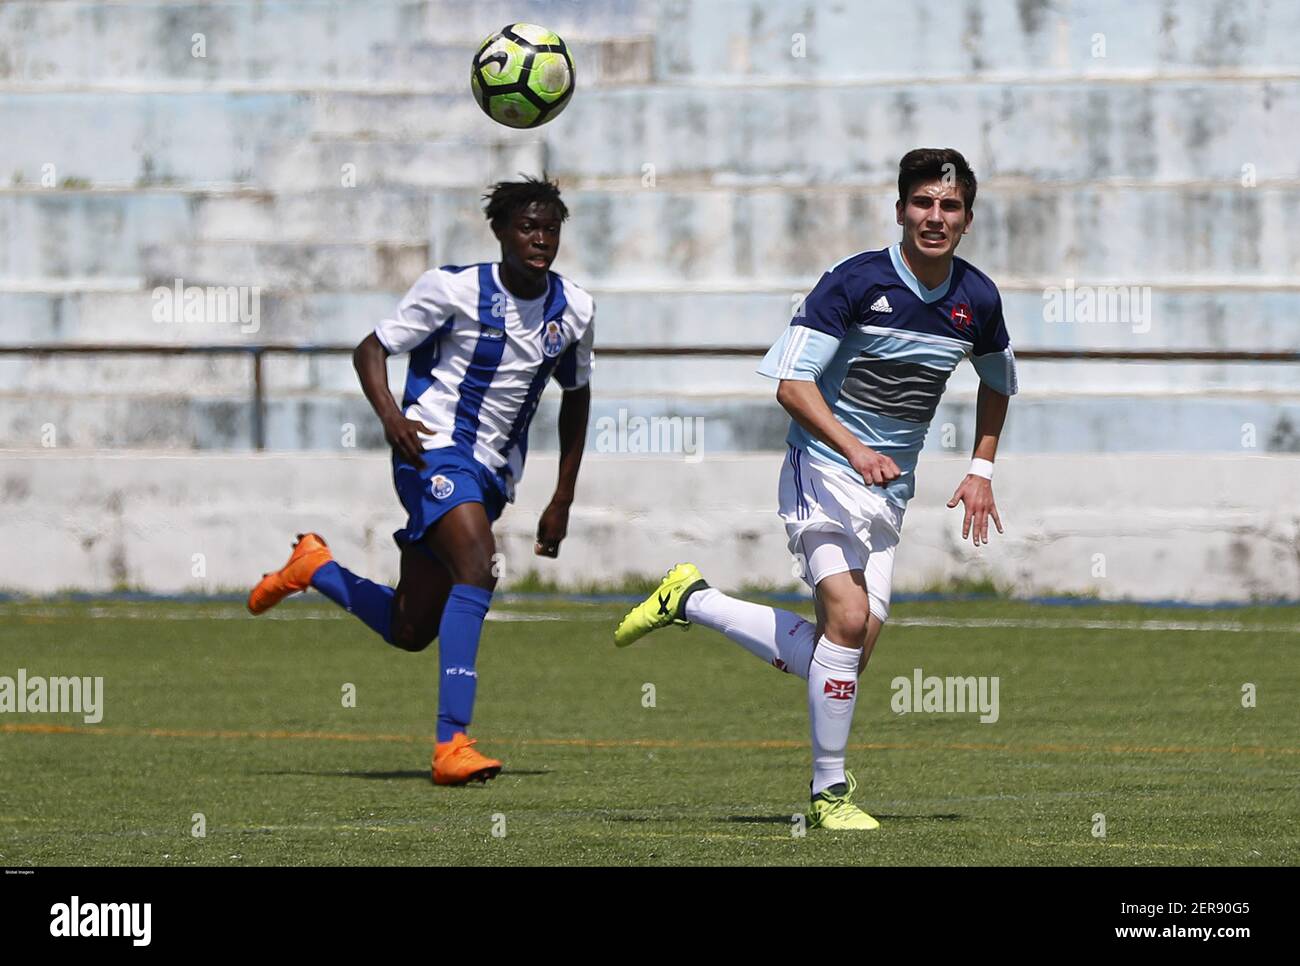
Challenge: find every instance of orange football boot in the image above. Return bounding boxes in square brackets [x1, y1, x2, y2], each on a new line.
[432, 732, 502, 786]
[247, 533, 333, 615]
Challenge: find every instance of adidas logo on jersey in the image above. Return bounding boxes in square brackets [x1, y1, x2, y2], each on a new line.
[870, 296, 892, 313]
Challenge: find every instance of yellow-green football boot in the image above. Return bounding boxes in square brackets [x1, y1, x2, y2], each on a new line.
[807, 772, 880, 831]
[613, 563, 709, 648]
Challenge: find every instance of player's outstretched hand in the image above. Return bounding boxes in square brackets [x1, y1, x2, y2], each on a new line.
[535, 497, 571, 558]
[382, 413, 432, 466]
[947, 475, 1003, 546]
[848, 445, 902, 487]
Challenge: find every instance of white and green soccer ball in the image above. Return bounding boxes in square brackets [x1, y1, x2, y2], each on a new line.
[470, 23, 576, 129]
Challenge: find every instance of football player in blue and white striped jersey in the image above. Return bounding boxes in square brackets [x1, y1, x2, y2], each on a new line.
[249, 176, 594, 785]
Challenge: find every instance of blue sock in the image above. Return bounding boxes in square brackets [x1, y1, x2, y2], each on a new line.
[436, 584, 493, 742]
[310, 561, 394, 644]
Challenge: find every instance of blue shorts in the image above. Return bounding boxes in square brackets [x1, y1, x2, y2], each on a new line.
[392, 446, 510, 553]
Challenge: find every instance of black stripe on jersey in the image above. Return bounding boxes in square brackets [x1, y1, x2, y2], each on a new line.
[839, 355, 952, 424]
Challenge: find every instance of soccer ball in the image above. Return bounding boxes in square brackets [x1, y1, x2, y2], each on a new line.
[470, 23, 575, 129]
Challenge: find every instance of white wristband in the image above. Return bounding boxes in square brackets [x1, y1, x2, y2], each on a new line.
[968, 458, 994, 480]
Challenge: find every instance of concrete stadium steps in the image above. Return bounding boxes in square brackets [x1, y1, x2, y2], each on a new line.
[7, 80, 1298, 189]
[0, 93, 539, 189]
[587, 288, 1300, 353]
[5, 288, 1300, 352]
[138, 241, 430, 291]
[258, 391, 1300, 454]
[4, 31, 655, 93]
[192, 190, 432, 244]
[5, 346, 1298, 400]
[3, 391, 1296, 454]
[423, 185, 1300, 283]
[253, 138, 546, 193]
[0, 0, 653, 91]
[1, 0, 1296, 459]
[0, 193, 193, 280]
[3, 0, 1293, 91]
[0, 394, 252, 449]
[652, 0, 1300, 81]
[0, 354, 251, 394]
[15, 182, 1294, 284]
[0, 290, 398, 343]
[1, 93, 312, 187]
[551, 81, 1300, 184]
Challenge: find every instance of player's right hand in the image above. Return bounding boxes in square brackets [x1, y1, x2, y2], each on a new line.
[849, 445, 901, 487]
[383, 413, 432, 467]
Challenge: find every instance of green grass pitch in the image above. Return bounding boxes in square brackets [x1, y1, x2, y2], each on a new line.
[2, 596, 1297, 866]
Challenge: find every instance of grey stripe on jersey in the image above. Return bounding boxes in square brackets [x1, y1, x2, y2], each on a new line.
[838, 354, 953, 424]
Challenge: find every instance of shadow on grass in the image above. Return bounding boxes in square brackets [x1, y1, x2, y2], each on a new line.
[255, 769, 551, 780]
[723, 813, 963, 824]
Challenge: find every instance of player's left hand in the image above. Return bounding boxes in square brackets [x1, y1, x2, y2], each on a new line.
[947, 475, 1003, 547]
[535, 498, 571, 558]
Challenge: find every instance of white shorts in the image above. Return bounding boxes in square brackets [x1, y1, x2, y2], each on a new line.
[778, 445, 906, 622]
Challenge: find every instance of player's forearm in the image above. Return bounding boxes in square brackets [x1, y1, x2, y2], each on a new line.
[552, 384, 590, 503]
[353, 333, 405, 426]
[971, 381, 1010, 462]
[776, 379, 864, 462]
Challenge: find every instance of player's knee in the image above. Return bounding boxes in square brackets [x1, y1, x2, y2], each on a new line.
[453, 557, 498, 590]
[391, 620, 436, 653]
[457, 559, 496, 590]
[826, 605, 870, 647]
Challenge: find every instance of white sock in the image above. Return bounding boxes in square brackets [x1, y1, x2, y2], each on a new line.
[807, 636, 861, 795]
[684, 588, 816, 679]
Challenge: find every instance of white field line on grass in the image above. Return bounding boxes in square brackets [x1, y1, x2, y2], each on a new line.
[891, 616, 1300, 634]
[3, 606, 1297, 634]
[2, 607, 576, 622]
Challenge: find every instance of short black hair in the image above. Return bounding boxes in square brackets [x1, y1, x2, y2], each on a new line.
[897, 148, 977, 209]
[482, 175, 569, 231]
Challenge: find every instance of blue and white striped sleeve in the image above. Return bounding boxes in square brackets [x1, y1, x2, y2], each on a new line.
[553, 316, 594, 390]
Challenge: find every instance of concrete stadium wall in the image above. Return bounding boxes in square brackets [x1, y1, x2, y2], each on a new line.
[1, 450, 1295, 603]
[1, 0, 1298, 454]
[1, 0, 1297, 601]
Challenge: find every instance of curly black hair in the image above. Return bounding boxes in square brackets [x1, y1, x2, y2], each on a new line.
[482, 175, 569, 231]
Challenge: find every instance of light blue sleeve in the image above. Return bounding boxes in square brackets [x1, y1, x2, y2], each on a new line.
[971, 346, 1019, 395]
[757, 326, 843, 381]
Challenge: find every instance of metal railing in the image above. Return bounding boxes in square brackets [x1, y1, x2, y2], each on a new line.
[2, 343, 1296, 450]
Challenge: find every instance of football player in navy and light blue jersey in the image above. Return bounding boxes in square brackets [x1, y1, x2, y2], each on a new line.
[249, 177, 594, 786]
[617, 149, 1017, 829]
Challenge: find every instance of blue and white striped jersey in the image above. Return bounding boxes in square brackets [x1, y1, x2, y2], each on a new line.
[374, 262, 595, 487]
[758, 244, 1018, 507]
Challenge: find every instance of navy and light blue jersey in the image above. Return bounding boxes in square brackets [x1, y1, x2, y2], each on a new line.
[374, 262, 595, 487]
[758, 244, 1018, 507]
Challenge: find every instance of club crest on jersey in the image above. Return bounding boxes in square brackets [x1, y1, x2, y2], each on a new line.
[541, 320, 566, 358]
[431, 475, 455, 500]
[950, 303, 973, 330]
